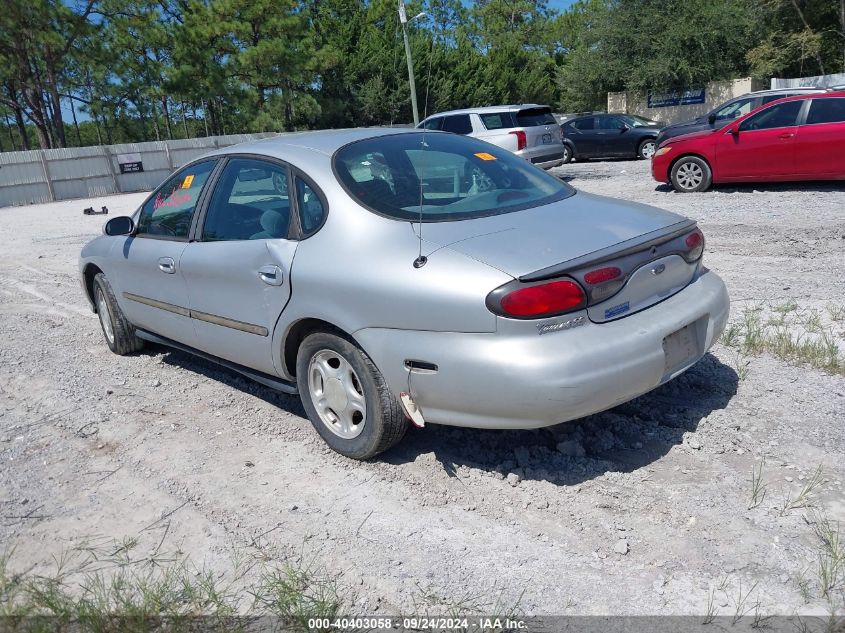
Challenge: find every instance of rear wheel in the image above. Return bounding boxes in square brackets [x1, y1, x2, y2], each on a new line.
[638, 138, 657, 159]
[93, 273, 144, 355]
[670, 156, 712, 193]
[562, 144, 573, 164]
[296, 332, 407, 460]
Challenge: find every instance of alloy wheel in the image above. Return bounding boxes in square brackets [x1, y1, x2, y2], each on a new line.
[676, 161, 704, 191]
[641, 141, 656, 159]
[308, 349, 367, 439]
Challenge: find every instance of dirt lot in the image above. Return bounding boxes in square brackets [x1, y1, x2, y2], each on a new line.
[1, 158, 843, 618]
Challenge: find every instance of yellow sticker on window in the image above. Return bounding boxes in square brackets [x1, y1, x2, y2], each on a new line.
[181, 175, 195, 189]
[474, 152, 497, 161]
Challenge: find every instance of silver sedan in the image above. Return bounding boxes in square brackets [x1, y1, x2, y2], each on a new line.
[79, 129, 730, 459]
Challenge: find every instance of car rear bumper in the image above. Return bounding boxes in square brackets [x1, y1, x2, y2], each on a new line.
[354, 269, 729, 429]
[517, 146, 566, 170]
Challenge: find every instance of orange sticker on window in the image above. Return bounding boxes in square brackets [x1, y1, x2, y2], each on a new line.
[474, 152, 497, 161]
[181, 175, 195, 189]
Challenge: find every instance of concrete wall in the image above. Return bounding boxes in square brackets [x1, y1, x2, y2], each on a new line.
[771, 72, 845, 89]
[607, 77, 769, 124]
[0, 133, 278, 208]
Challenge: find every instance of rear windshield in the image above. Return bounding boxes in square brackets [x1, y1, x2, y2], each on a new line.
[333, 132, 574, 222]
[515, 107, 557, 127]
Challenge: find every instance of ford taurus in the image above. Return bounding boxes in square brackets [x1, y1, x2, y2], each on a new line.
[80, 129, 729, 459]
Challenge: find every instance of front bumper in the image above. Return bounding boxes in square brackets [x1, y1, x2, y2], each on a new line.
[355, 269, 729, 429]
[651, 151, 672, 183]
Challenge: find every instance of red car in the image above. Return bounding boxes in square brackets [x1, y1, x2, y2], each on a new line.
[652, 91, 845, 192]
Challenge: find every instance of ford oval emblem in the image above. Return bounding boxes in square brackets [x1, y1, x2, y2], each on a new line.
[651, 263, 666, 275]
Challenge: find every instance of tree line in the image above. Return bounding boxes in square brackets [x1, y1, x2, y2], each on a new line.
[1, 0, 843, 152]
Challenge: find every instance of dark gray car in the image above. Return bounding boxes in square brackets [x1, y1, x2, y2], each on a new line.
[656, 88, 826, 145]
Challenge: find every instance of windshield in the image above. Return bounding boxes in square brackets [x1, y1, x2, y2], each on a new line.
[333, 133, 574, 222]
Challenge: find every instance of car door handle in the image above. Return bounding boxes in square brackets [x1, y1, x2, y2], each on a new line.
[158, 257, 175, 274]
[257, 265, 284, 286]
[779, 133, 794, 139]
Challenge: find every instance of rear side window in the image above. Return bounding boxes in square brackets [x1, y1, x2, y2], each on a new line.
[296, 177, 326, 236]
[442, 115, 472, 135]
[739, 101, 802, 131]
[571, 117, 594, 131]
[137, 160, 215, 239]
[515, 107, 556, 126]
[479, 112, 515, 130]
[806, 98, 845, 125]
[334, 132, 574, 222]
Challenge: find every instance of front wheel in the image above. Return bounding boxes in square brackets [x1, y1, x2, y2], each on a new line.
[670, 156, 712, 193]
[296, 332, 408, 460]
[562, 144, 573, 164]
[638, 139, 657, 159]
[93, 273, 144, 355]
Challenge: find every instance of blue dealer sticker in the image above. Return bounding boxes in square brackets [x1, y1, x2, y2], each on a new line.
[604, 301, 630, 319]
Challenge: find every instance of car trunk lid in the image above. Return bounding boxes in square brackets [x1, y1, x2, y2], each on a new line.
[418, 191, 701, 322]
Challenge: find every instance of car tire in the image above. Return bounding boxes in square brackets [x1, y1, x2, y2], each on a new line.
[562, 144, 573, 164]
[93, 272, 144, 355]
[670, 156, 712, 193]
[638, 138, 657, 159]
[296, 331, 408, 460]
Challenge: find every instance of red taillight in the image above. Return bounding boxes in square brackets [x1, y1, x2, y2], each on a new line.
[684, 229, 704, 262]
[583, 266, 622, 285]
[509, 130, 527, 151]
[497, 279, 586, 318]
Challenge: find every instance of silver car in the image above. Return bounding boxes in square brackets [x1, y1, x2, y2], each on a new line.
[418, 105, 566, 169]
[79, 129, 729, 459]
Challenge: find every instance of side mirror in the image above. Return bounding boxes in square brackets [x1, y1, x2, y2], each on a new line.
[619, 123, 629, 132]
[727, 126, 739, 136]
[104, 216, 135, 236]
[708, 113, 717, 125]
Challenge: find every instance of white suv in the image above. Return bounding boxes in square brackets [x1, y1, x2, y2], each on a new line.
[418, 104, 566, 170]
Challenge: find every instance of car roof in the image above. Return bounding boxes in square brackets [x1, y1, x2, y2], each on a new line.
[422, 104, 550, 118]
[747, 87, 827, 95]
[715, 90, 845, 131]
[207, 127, 420, 159]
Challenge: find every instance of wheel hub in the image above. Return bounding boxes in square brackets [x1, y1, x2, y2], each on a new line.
[308, 349, 367, 440]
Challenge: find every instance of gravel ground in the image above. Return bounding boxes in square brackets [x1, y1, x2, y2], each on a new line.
[1, 158, 843, 617]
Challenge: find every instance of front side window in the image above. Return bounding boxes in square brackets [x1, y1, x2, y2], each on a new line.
[442, 115, 472, 135]
[596, 116, 625, 130]
[202, 158, 291, 241]
[422, 117, 442, 131]
[806, 98, 845, 125]
[714, 98, 755, 121]
[334, 132, 575, 222]
[739, 101, 802, 132]
[136, 160, 216, 239]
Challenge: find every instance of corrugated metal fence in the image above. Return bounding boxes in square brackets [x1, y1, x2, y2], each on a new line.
[0, 133, 278, 208]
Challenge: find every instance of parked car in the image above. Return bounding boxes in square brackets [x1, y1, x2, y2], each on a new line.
[652, 91, 845, 192]
[417, 105, 566, 169]
[655, 87, 827, 146]
[80, 129, 729, 459]
[560, 112, 664, 161]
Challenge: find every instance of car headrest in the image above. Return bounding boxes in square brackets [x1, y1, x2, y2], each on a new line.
[259, 209, 288, 238]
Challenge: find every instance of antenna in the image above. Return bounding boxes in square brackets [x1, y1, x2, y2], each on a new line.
[412, 8, 434, 270]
